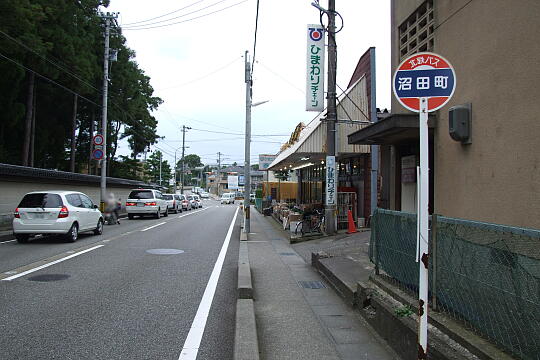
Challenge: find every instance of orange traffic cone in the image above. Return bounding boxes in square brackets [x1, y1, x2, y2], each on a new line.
[346, 210, 357, 234]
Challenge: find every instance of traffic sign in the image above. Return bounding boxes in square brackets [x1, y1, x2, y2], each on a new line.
[93, 134, 104, 146]
[92, 148, 104, 160]
[393, 52, 456, 112]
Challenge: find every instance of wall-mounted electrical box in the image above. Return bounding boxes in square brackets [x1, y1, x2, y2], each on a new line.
[449, 103, 472, 144]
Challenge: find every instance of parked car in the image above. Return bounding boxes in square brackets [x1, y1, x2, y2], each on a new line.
[12, 190, 104, 243]
[125, 189, 168, 219]
[187, 195, 199, 209]
[179, 194, 191, 211]
[193, 194, 202, 208]
[200, 192, 209, 199]
[163, 193, 182, 214]
[221, 193, 235, 204]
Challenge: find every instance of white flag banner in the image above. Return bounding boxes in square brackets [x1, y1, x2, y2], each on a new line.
[325, 156, 337, 205]
[306, 24, 325, 112]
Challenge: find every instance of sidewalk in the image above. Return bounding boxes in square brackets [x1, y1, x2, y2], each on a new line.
[246, 209, 399, 360]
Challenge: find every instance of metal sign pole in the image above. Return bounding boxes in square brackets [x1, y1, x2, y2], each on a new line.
[418, 96, 429, 358]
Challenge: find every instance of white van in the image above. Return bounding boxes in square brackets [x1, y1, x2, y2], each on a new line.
[220, 193, 235, 204]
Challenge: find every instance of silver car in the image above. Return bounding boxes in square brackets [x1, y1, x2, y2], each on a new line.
[126, 189, 168, 219]
[163, 194, 182, 214]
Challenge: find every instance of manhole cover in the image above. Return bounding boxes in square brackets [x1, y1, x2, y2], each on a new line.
[28, 274, 70, 282]
[298, 280, 326, 289]
[146, 249, 185, 255]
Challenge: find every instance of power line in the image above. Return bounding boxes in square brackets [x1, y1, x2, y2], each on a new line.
[0, 29, 101, 94]
[123, 0, 229, 28]
[0, 51, 100, 107]
[122, 0, 206, 26]
[190, 127, 288, 137]
[157, 56, 241, 90]
[250, 0, 260, 77]
[122, 0, 249, 30]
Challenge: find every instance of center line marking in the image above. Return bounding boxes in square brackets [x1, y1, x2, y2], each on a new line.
[178, 208, 209, 218]
[1, 245, 104, 281]
[178, 207, 239, 360]
[140, 222, 166, 232]
[0, 239, 16, 244]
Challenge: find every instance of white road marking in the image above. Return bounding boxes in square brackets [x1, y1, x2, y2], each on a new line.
[177, 208, 208, 219]
[1, 245, 104, 281]
[140, 222, 166, 232]
[0, 239, 16, 244]
[178, 207, 239, 360]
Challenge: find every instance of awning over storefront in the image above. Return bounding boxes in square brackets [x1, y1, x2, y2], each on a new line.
[268, 76, 371, 171]
[347, 113, 436, 145]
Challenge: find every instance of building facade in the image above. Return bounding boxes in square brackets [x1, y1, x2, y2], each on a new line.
[349, 0, 540, 229]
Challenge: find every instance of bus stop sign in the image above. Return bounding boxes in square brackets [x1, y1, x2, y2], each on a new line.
[393, 52, 456, 112]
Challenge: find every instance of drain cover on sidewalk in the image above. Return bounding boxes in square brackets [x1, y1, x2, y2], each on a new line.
[279, 252, 296, 256]
[146, 249, 185, 255]
[298, 280, 327, 289]
[28, 274, 70, 282]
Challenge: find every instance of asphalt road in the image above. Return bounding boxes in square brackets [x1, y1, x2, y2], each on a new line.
[0, 199, 240, 360]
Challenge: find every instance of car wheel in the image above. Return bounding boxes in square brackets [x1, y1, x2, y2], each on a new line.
[163, 207, 169, 217]
[15, 234, 29, 243]
[128, 214, 135, 220]
[93, 219, 104, 235]
[66, 223, 79, 243]
[155, 209, 161, 219]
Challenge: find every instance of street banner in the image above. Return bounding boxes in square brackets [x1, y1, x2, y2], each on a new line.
[238, 175, 245, 186]
[228, 175, 239, 190]
[259, 154, 277, 170]
[325, 156, 337, 205]
[306, 24, 325, 112]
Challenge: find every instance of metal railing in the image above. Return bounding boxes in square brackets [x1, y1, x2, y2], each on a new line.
[370, 208, 540, 360]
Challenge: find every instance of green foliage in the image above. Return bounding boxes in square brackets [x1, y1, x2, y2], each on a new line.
[255, 188, 263, 198]
[394, 305, 414, 318]
[0, 0, 162, 170]
[146, 151, 171, 185]
[183, 154, 202, 169]
[274, 169, 290, 181]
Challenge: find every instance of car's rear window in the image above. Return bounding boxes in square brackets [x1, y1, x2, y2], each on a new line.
[128, 190, 153, 199]
[163, 195, 173, 200]
[18, 193, 63, 208]
[188, 196, 194, 200]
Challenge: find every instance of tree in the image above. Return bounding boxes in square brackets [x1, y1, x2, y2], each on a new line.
[0, 0, 162, 173]
[146, 151, 171, 185]
[181, 154, 202, 169]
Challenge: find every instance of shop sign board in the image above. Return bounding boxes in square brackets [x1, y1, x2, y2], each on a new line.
[306, 24, 325, 112]
[238, 175, 245, 186]
[259, 154, 277, 170]
[228, 175, 239, 190]
[325, 156, 337, 206]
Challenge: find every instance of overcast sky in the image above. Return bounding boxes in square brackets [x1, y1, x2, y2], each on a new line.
[105, 0, 391, 167]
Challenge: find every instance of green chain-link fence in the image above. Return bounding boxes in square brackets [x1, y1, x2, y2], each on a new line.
[370, 208, 540, 360]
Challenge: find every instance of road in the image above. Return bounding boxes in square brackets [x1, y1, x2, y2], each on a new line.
[0, 199, 240, 360]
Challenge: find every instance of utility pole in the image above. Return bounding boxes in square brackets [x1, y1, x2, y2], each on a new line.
[244, 50, 252, 233]
[217, 152, 222, 195]
[324, 0, 338, 235]
[159, 151, 162, 186]
[98, 12, 118, 210]
[180, 125, 191, 194]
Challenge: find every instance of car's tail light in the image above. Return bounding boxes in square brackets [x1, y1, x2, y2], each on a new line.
[14, 208, 20, 218]
[145, 202, 156, 206]
[126, 202, 136, 206]
[58, 206, 69, 218]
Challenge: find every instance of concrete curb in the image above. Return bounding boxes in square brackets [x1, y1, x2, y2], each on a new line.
[234, 226, 259, 360]
[238, 242, 253, 299]
[234, 299, 259, 360]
